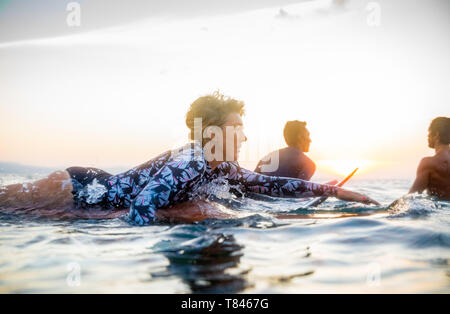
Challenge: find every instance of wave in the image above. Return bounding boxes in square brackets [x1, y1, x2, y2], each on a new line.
[388, 194, 450, 218]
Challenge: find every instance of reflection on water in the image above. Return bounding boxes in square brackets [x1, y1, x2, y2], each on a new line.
[151, 233, 248, 293]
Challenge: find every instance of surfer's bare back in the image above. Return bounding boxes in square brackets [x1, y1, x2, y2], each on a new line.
[410, 117, 450, 200]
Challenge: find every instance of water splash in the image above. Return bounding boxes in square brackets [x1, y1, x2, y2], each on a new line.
[188, 177, 246, 205]
[76, 178, 108, 205]
[388, 193, 440, 218]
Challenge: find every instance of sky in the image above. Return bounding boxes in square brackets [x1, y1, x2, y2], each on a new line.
[0, 0, 449, 180]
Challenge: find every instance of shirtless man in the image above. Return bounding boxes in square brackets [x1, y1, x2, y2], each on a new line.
[409, 117, 450, 200]
[255, 120, 316, 180]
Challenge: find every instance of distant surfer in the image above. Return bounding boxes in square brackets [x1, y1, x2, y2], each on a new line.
[409, 117, 450, 200]
[0, 92, 379, 223]
[255, 120, 316, 180]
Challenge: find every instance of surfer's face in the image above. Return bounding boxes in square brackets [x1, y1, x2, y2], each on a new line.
[202, 112, 246, 163]
[221, 113, 247, 161]
[299, 130, 311, 152]
[428, 130, 438, 149]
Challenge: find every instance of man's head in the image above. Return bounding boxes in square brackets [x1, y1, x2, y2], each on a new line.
[283, 120, 311, 152]
[186, 91, 247, 161]
[428, 117, 450, 148]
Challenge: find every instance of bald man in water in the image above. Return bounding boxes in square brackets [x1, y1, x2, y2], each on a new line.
[409, 117, 450, 200]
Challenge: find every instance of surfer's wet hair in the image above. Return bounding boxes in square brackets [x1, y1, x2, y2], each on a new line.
[429, 117, 450, 145]
[284, 120, 308, 147]
[186, 91, 245, 142]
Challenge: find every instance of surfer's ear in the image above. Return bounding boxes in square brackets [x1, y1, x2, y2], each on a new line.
[430, 133, 439, 148]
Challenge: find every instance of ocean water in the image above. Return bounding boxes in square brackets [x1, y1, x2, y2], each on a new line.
[0, 174, 449, 293]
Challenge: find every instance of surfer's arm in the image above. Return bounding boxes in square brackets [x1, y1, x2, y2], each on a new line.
[128, 157, 206, 225]
[219, 163, 379, 205]
[221, 162, 339, 197]
[409, 157, 431, 194]
[334, 189, 379, 205]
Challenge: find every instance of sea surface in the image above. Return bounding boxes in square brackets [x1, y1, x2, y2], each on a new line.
[0, 173, 449, 293]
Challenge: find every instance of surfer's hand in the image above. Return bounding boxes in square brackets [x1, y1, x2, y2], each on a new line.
[360, 195, 380, 206]
[336, 189, 380, 205]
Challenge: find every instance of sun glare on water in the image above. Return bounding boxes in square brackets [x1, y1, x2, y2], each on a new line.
[317, 159, 377, 177]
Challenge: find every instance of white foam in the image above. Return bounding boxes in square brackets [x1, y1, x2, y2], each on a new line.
[78, 179, 108, 204]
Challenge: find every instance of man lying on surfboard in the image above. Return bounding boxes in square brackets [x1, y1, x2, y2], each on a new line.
[254, 120, 316, 180]
[0, 92, 379, 223]
[409, 117, 450, 200]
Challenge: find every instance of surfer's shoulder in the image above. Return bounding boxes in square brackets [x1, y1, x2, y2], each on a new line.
[417, 156, 434, 173]
[167, 142, 208, 173]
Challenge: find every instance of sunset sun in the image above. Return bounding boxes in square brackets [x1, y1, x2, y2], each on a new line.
[317, 159, 377, 177]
